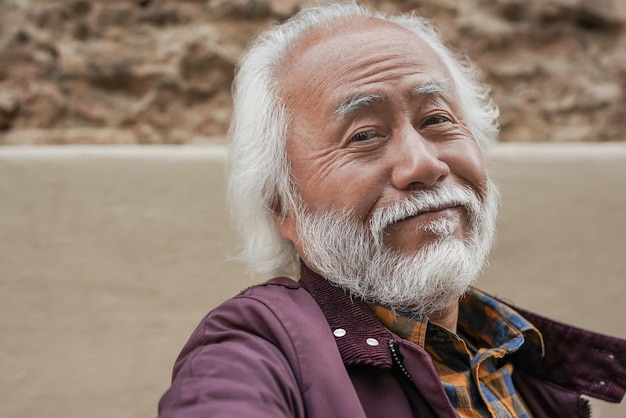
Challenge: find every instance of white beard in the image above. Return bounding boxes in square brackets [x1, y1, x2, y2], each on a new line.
[293, 181, 500, 315]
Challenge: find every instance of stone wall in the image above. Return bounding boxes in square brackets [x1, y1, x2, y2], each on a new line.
[0, 0, 624, 145]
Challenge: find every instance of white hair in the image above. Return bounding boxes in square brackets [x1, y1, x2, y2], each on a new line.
[227, 1, 500, 276]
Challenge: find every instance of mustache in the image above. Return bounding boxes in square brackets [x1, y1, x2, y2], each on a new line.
[369, 183, 483, 240]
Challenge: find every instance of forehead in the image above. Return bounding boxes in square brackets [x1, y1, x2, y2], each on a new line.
[275, 16, 451, 112]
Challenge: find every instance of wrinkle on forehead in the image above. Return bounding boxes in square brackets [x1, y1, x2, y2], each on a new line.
[278, 17, 448, 87]
[277, 16, 401, 70]
[275, 16, 427, 97]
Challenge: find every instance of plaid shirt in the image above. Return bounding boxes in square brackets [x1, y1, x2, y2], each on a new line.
[370, 288, 544, 418]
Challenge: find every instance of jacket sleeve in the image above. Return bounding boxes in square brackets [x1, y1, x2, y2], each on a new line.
[158, 294, 305, 418]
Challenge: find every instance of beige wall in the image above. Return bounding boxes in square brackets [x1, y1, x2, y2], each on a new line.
[1, 143, 625, 417]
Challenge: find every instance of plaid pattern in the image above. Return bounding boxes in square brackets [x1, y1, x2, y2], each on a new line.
[370, 288, 544, 418]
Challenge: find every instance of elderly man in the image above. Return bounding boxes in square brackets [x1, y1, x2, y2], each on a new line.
[159, 3, 626, 417]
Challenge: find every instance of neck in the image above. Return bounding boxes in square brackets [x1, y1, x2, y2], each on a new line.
[426, 302, 459, 334]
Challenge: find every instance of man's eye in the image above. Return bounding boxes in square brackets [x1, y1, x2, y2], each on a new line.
[423, 115, 452, 127]
[351, 130, 378, 142]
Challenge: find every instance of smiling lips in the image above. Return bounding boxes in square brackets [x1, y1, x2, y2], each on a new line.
[394, 204, 464, 225]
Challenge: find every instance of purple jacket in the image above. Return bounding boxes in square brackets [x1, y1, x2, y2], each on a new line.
[159, 266, 626, 417]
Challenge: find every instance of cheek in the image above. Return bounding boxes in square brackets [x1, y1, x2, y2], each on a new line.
[443, 141, 488, 192]
[298, 161, 389, 219]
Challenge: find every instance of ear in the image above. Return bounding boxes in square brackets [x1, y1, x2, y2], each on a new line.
[274, 212, 298, 243]
[270, 197, 298, 243]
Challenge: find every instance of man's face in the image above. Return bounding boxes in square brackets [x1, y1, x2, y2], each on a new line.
[275, 17, 490, 265]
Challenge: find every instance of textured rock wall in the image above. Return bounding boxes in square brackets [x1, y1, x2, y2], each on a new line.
[0, 0, 624, 145]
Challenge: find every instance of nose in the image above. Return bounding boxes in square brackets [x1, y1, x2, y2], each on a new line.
[390, 127, 450, 190]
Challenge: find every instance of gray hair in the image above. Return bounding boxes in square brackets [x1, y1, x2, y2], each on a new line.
[227, 1, 500, 277]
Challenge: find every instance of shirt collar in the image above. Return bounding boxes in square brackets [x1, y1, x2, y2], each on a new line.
[368, 288, 545, 357]
[459, 288, 544, 356]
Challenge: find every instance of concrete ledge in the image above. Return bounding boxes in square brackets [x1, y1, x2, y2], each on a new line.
[3, 141, 625, 158]
[0, 144, 229, 160]
[493, 141, 626, 159]
[1, 143, 625, 418]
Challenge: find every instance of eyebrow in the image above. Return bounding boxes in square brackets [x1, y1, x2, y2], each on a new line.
[332, 80, 451, 121]
[410, 80, 450, 97]
[333, 93, 384, 120]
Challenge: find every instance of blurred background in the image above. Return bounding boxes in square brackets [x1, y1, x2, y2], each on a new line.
[0, 0, 625, 146]
[1, 1, 625, 417]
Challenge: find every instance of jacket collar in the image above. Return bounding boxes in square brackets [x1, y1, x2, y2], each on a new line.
[299, 262, 393, 368]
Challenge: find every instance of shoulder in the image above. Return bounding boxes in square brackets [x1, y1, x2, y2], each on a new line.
[228, 276, 328, 329]
[238, 276, 304, 301]
[190, 276, 307, 339]
[173, 277, 329, 373]
[228, 276, 318, 328]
